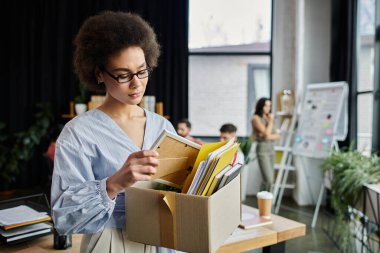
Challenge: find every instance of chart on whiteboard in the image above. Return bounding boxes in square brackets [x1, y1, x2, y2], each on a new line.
[293, 82, 348, 158]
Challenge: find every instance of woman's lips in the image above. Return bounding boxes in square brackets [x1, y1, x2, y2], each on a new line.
[129, 92, 142, 98]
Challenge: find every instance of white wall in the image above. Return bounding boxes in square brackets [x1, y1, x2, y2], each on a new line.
[189, 55, 270, 137]
[303, 0, 331, 86]
[245, 0, 332, 206]
[246, 0, 299, 197]
[272, 0, 298, 109]
[292, 0, 331, 206]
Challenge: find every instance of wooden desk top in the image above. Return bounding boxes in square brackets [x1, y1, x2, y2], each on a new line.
[217, 205, 306, 252]
[0, 235, 81, 253]
[1, 205, 305, 253]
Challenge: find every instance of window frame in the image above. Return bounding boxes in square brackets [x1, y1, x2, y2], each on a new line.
[355, 0, 379, 153]
[187, 0, 274, 138]
[371, 1, 380, 152]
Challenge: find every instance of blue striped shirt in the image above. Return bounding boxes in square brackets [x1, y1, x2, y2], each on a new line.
[51, 108, 176, 235]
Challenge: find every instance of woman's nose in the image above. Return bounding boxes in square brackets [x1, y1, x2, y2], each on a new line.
[128, 76, 141, 89]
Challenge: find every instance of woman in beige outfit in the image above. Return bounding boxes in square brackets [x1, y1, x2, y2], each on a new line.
[251, 98, 280, 192]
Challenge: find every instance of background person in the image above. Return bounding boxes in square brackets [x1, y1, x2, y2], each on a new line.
[176, 118, 204, 145]
[51, 11, 179, 253]
[251, 98, 280, 192]
[45, 124, 64, 162]
[219, 123, 244, 165]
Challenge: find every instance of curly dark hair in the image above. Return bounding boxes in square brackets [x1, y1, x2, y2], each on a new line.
[74, 11, 160, 92]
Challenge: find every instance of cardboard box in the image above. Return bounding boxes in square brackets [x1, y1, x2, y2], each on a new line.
[126, 176, 241, 253]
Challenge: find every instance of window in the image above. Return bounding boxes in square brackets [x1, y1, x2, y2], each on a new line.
[188, 0, 273, 137]
[357, 0, 375, 155]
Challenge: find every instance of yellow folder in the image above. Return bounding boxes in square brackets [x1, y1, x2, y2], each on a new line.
[205, 164, 232, 196]
[181, 141, 227, 193]
[195, 141, 237, 195]
[200, 143, 240, 196]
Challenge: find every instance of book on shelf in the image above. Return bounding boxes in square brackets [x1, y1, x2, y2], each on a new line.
[239, 206, 272, 229]
[0, 205, 52, 231]
[88, 95, 106, 110]
[0, 222, 52, 243]
[140, 95, 156, 112]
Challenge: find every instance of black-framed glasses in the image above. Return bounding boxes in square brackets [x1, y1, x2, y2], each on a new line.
[102, 68, 152, 84]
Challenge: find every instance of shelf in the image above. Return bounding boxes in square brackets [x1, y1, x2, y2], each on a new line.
[61, 114, 76, 119]
[274, 146, 292, 152]
[279, 184, 295, 189]
[276, 111, 293, 117]
[274, 164, 295, 171]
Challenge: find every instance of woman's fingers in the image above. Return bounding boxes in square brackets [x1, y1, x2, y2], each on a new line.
[131, 150, 159, 159]
[128, 150, 160, 168]
[136, 165, 157, 175]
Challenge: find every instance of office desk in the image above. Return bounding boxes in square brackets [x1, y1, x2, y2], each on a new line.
[217, 205, 306, 252]
[1, 205, 305, 253]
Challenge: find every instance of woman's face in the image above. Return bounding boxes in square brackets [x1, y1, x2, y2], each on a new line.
[99, 46, 149, 105]
[263, 100, 271, 115]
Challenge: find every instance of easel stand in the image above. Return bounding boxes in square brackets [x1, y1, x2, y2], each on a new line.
[313, 140, 339, 228]
[300, 140, 339, 228]
[290, 82, 348, 228]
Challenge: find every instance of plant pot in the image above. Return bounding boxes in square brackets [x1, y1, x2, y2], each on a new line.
[75, 103, 87, 115]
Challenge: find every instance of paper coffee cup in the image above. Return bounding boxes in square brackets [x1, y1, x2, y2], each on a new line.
[257, 191, 273, 218]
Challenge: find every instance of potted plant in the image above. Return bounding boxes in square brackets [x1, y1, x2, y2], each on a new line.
[237, 137, 254, 201]
[321, 148, 380, 250]
[74, 82, 88, 115]
[238, 137, 254, 164]
[0, 103, 54, 192]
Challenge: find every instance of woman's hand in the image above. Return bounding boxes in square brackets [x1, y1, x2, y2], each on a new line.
[106, 150, 159, 199]
[267, 113, 274, 122]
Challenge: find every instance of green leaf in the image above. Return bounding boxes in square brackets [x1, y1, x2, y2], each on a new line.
[0, 102, 54, 186]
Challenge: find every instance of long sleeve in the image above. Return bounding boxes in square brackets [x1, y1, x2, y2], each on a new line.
[51, 108, 178, 236]
[51, 139, 116, 235]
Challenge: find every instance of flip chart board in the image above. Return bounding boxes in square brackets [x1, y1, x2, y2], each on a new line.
[293, 82, 348, 158]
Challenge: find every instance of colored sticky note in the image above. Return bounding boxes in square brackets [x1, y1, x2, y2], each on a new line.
[325, 129, 333, 136]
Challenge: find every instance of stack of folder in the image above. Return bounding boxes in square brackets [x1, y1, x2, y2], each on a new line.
[0, 205, 52, 243]
[183, 137, 243, 196]
[150, 129, 244, 196]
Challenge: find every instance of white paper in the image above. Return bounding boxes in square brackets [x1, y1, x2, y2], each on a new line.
[0, 222, 51, 237]
[0, 205, 49, 226]
[6, 228, 52, 242]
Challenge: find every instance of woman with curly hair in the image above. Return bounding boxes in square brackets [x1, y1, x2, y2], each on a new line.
[51, 11, 178, 253]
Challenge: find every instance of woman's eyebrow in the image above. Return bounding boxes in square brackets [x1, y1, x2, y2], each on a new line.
[112, 63, 146, 72]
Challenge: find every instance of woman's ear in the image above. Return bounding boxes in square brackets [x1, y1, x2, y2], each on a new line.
[95, 67, 103, 83]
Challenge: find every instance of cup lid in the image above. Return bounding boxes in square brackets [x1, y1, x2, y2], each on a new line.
[257, 191, 273, 199]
